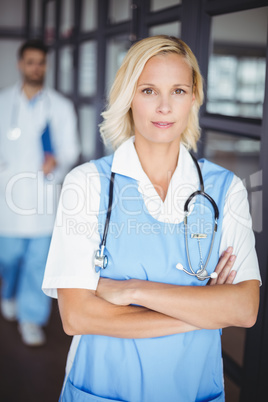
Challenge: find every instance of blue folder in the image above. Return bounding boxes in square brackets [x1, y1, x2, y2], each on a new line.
[41, 123, 54, 154]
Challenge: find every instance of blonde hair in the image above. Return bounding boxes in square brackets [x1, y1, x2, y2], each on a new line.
[100, 35, 204, 151]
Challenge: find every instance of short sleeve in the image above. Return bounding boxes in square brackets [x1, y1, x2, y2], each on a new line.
[42, 162, 101, 298]
[220, 175, 261, 285]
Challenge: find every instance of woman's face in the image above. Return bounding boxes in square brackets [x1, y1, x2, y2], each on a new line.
[131, 53, 195, 146]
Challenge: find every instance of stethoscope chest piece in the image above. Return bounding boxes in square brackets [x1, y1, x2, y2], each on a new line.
[94, 246, 108, 273]
[196, 267, 209, 281]
[176, 261, 215, 281]
[7, 128, 21, 141]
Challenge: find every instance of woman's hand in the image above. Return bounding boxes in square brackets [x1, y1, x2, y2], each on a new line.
[208, 246, 236, 286]
[96, 278, 133, 306]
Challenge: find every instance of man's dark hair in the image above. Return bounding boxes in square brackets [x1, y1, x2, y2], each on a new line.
[18, 39, 48, 59]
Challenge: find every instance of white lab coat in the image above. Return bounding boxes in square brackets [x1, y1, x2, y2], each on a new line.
[0, 84, 80, 237]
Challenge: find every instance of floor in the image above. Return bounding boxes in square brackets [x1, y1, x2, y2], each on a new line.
[0, 300, 71, 402]
[0, 300, 240, 402]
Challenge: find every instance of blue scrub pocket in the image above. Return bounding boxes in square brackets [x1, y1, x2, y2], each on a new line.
[61, 377, 125, 402]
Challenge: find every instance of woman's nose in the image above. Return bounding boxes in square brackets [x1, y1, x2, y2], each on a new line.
[156, 95, 171, 114]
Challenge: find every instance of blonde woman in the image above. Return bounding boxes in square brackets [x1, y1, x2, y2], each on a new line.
[43, 36, 260, 401]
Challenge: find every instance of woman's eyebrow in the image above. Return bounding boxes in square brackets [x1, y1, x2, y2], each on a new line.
[137, 82, 155, 87]
[137, 82, 191, 87]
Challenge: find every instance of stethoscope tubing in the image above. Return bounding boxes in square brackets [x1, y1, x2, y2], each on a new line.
[184, 214, 217, 279]
[94, 171, 115, 272]
[102, 171, 116, 249]
[184, 190, 219, 220]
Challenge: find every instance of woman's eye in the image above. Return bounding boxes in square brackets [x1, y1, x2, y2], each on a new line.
[174, 89, 185, 95]
[142, 88, 154, 95]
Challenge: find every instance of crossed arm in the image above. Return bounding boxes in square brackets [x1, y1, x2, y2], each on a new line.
[58, 247, 260, 339]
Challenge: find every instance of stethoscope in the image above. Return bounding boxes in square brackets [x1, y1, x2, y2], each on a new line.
[94, 154, 219, 281]
[7, 87, 51, 141]
[0, 88, 52, 172]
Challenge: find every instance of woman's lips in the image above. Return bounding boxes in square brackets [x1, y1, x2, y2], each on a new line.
[152, 121, 174, 129]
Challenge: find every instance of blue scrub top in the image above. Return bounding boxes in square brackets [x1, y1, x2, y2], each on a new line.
[61, 154, 234, 402]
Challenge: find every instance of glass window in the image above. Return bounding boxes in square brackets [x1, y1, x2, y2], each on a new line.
[79, 41, 97, 97]
[108, 0, 131, 24]
[150, 0, 181, 12]
[45, 50, 56, 89]
[0, 40, 23, 89]
[204, 130, 262, 373]
[31, 0, 42, 29]
[79, 105, 97, 160]
[149, 21, 181, 37]
[203, 131, 261, 233]
[45, 0, 56, 44]
[81, 0, 97, 32]
[60, 0, 74, 38]
[58, 46, 73, 94]
[0, 0, 25, 28]
[105, 35, 130, 96]
[207, 7, 268, 119]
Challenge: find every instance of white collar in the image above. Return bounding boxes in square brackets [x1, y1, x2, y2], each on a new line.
[112, 136, 199, 188]
[111, 136, 148, 182]
[14, 82, 46, 102]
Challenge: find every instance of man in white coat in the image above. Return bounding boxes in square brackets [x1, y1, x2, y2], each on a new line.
[0, 39, 80, 346]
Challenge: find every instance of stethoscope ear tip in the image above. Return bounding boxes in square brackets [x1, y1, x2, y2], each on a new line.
[210, 272, 218, 279]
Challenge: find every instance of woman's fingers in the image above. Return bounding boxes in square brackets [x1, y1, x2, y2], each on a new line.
[209, 247, 236, 286]
[209, 247, 232, 285]
[224, 269, 237, 284]
[216, 255, 236, 285]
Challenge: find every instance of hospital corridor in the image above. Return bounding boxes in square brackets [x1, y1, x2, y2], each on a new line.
[0, 1, 268, 401]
